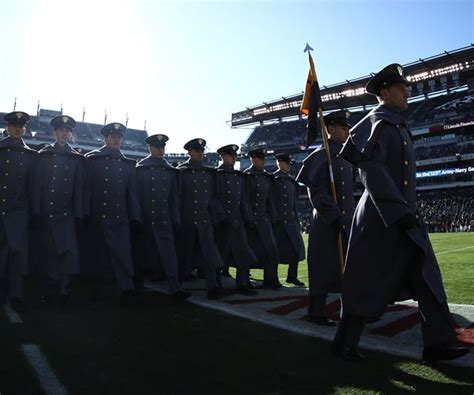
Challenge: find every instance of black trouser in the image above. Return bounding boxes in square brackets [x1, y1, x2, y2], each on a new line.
[287, 260, 299, 280]
[0, 221, 24, 299]
[334, 261, 456, 349]
[308, 293, 329, 318]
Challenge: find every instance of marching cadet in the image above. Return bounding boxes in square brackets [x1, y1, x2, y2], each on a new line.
[176, 138, 228, 299]
[84, 122, 143, 305]
[243, 148, 281, 288]
[272, 153, 305, 287]
[332, 64, 469, 363]
[33, 115, 84, 306]
[135, 134, 191, 300]
[0, 111, 37, 312]
[214, 144, 258, 295]
[296, 111, 354, 325]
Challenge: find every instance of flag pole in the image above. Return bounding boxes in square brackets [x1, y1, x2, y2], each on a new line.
[306, 48, 345, 276]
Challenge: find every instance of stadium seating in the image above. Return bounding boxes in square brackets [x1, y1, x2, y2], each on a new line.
[417, 188, 472, 232]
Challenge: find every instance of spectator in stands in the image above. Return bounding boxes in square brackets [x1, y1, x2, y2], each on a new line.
[417, 189, 472, 232]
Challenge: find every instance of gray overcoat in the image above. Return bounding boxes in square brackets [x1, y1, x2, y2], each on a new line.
[296, 139, 354, 294]
[339, 104, 447, 318]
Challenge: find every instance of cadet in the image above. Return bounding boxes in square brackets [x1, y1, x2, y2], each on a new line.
[176, 138, 227, 299]
[135, 134, 191, 300]
[33, 115, 84, 306]
[272, 153, 305, 287]
[0, 111, 37, 312]
[243, 148, 281, 288]
[214, 144, 258, 295]
[332, 64, 469, 363]
[296, 111, 354, 325]
[84, 123, 142, 305]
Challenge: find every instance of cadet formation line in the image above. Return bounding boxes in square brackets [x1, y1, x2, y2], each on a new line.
[0, 63, 470, 364]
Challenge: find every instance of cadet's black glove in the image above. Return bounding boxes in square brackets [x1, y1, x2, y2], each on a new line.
[331, 217, 343, 234]
[130, 220, 144, 235]
[397, 212, 417, 231]
[29, 215, 43, 231]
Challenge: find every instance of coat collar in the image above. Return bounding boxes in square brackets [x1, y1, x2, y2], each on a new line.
[0, 137, 36, 153]
[86, 145, 125, 159]
[137, 155, 173, 169]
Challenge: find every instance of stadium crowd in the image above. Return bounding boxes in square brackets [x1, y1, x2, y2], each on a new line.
[417, 189, 473, 232]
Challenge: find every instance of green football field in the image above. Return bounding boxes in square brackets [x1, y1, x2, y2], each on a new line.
[0, 233, 473, 394]
[247, 232, 474, 305]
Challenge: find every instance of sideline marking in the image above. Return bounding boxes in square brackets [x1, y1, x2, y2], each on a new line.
[145, 282, 474, 367]
[436, 245, 474, 255]
[22, 344, 68, 395]
[4, 304, 23, 324]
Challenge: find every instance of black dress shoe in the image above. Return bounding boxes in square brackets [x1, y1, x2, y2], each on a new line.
[207, 288, 231, 300]
[171, 290, 192, 301]
[262, 281, 283, 289]
[10, 298, 27, 313]
[422, 345, 470, 364]
[235, 286, 258, 296]
[286, 278, 305, 287]
[308, 316, 336, 326]
[331, 343, 366, 362]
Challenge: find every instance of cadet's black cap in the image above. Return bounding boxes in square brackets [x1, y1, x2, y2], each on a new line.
[217, 144, 239, 156]
[101, 122, 126, 137]
[248, 148, 266, 159]
[51, 115, 76, 130]
[274, 152, 295, 164]
[325, 110, 351, 128]
[184, 138, 206, 151]
[145, 134, 169, 148]
[366, 63, 411, 96]
[4, 111, 30, 126]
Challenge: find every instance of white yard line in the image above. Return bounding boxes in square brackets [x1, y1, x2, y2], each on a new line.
[4, 304, 23, 324]
[21, 344, 68, 395]
[436, 245, 474, 255]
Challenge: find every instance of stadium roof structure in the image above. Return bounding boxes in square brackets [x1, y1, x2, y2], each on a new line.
[231, 45, 474, 127]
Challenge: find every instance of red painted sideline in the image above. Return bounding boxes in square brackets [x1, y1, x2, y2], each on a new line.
[456, 324, 474, 346]
[370, 311, 421, 337]
[269, 298, 308, 315]
[225, 295, 303, 305]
